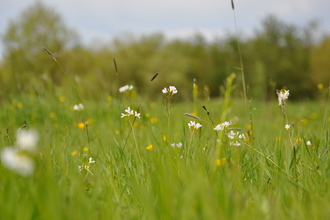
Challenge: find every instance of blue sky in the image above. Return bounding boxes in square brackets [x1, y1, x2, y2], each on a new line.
[1, 0, 330, 57]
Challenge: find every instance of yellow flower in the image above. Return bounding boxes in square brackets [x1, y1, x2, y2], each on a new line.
[317, 84, 323, 90]
[310, 113, 317, 119]
[115, 130, 120, 135]
[83, 147, 89, 152]
[301, 118, 308, 125]
[295, 137, 302, 143]
[49, 112, 56, 118]
[163, 136, 167, 142]
[59, 96, 66, 103]
[146, 144, 153, 150]
[17, 102, 23, 109]
[107, 96, 113, 102]
[275, 137, 282, 142]
[216, 158, 226, 166]
[150, 117, 158, 124]
[149, 102, 156, 108]
[71, 151, 78, 156]
[77, 122, 85, 129]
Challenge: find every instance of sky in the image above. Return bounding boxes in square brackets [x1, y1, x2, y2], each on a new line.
[1, 0, 330, 58]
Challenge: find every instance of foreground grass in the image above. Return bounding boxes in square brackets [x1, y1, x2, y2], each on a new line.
[0, 90, 329, 220]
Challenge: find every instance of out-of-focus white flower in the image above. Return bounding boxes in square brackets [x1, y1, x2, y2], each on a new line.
[89, 157, 95, 164]
[171, 142, 182, 148]
[119, 85, 133, 93]
[227, 130, 237, 139]
[214, 121, 231, 131]
[306, 141, 312, 146]
[73, 103, 84, 111]
[276, 89, 290, 106]
[230, 141, 241, 146]
[16, 129, 39, 153]
[1, 147, 35, 176]
[285, 124, 290, 130]
[188, 121, 202, 130]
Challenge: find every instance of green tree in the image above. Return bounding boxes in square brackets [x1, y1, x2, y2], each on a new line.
[1, 1, 80, 94]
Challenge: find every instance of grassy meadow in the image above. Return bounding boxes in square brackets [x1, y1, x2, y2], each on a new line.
[0, 68, 329, 220]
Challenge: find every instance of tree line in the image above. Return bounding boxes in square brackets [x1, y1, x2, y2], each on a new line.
[1, 2, 329, 101]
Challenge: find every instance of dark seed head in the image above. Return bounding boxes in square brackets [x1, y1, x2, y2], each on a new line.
[151, 72, 159, 81]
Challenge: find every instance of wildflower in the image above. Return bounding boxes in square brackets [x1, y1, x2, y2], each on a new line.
[150, 117, 158, 124]
[188, 121, 202, 130]
[306, 141, 312, 146]
[230, 141, 241, 146]
[16, 129, 39, 153]
[227, 130, 237, 139]
[216, 158, 226, 166]
[1, 148, 35, 176]
[89, 157, 95, 164]
[73, 103, 84, 111]
[276, 89, 290, 106]
[146, 144, 153, 150]
[119, 85, 133, 93]
[162, 86, 178, 95]
[59, 96, 66, 103]
[285, 124, 290, 130]
[71, 151, 78, 156]
[310, 113, 317, 119]
[171, 143, 182, 148]
[77, 122, 85, 129]
[121, 107, 140, 118]
[214, 121, 231, 131]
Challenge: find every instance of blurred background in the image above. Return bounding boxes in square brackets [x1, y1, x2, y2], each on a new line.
[0, 0, 329, 101]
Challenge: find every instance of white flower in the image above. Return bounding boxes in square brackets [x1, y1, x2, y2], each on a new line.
[169, 86, 178, 94]
[1, 147, 35, 176]
[306, 141, 312, 146]
[276, 89, 290, 106]
[227, 130, 237, 139]
[285, 124, 290, 130]
[188, 121, 202, 129]
[162, 86, 178, 95]
[16, 129, 39, 153]
[134, 111, 141, 118]
[73, 103, 84, 111]
[171, 142, 182, 148]
[89, 157, 95, 164]
[121, 107, 140, 119]
[230, 141, 241, 146]
[119, 85, 133, 93]
[214, 121, 231, 131]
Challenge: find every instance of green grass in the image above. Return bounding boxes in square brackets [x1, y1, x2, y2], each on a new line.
[0, 86, 330, 220]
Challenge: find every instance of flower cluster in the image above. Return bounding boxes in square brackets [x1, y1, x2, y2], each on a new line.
[73, 103, 84, 111]
[276, 89, 290, 106]
[119, 85, 133, 93]
[1, 129, 39, 176]
[162, 86, 178, 118]
[188, 121, 202, 130]
[162, 86, 178, 95]
[121, 107, 141, 118]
